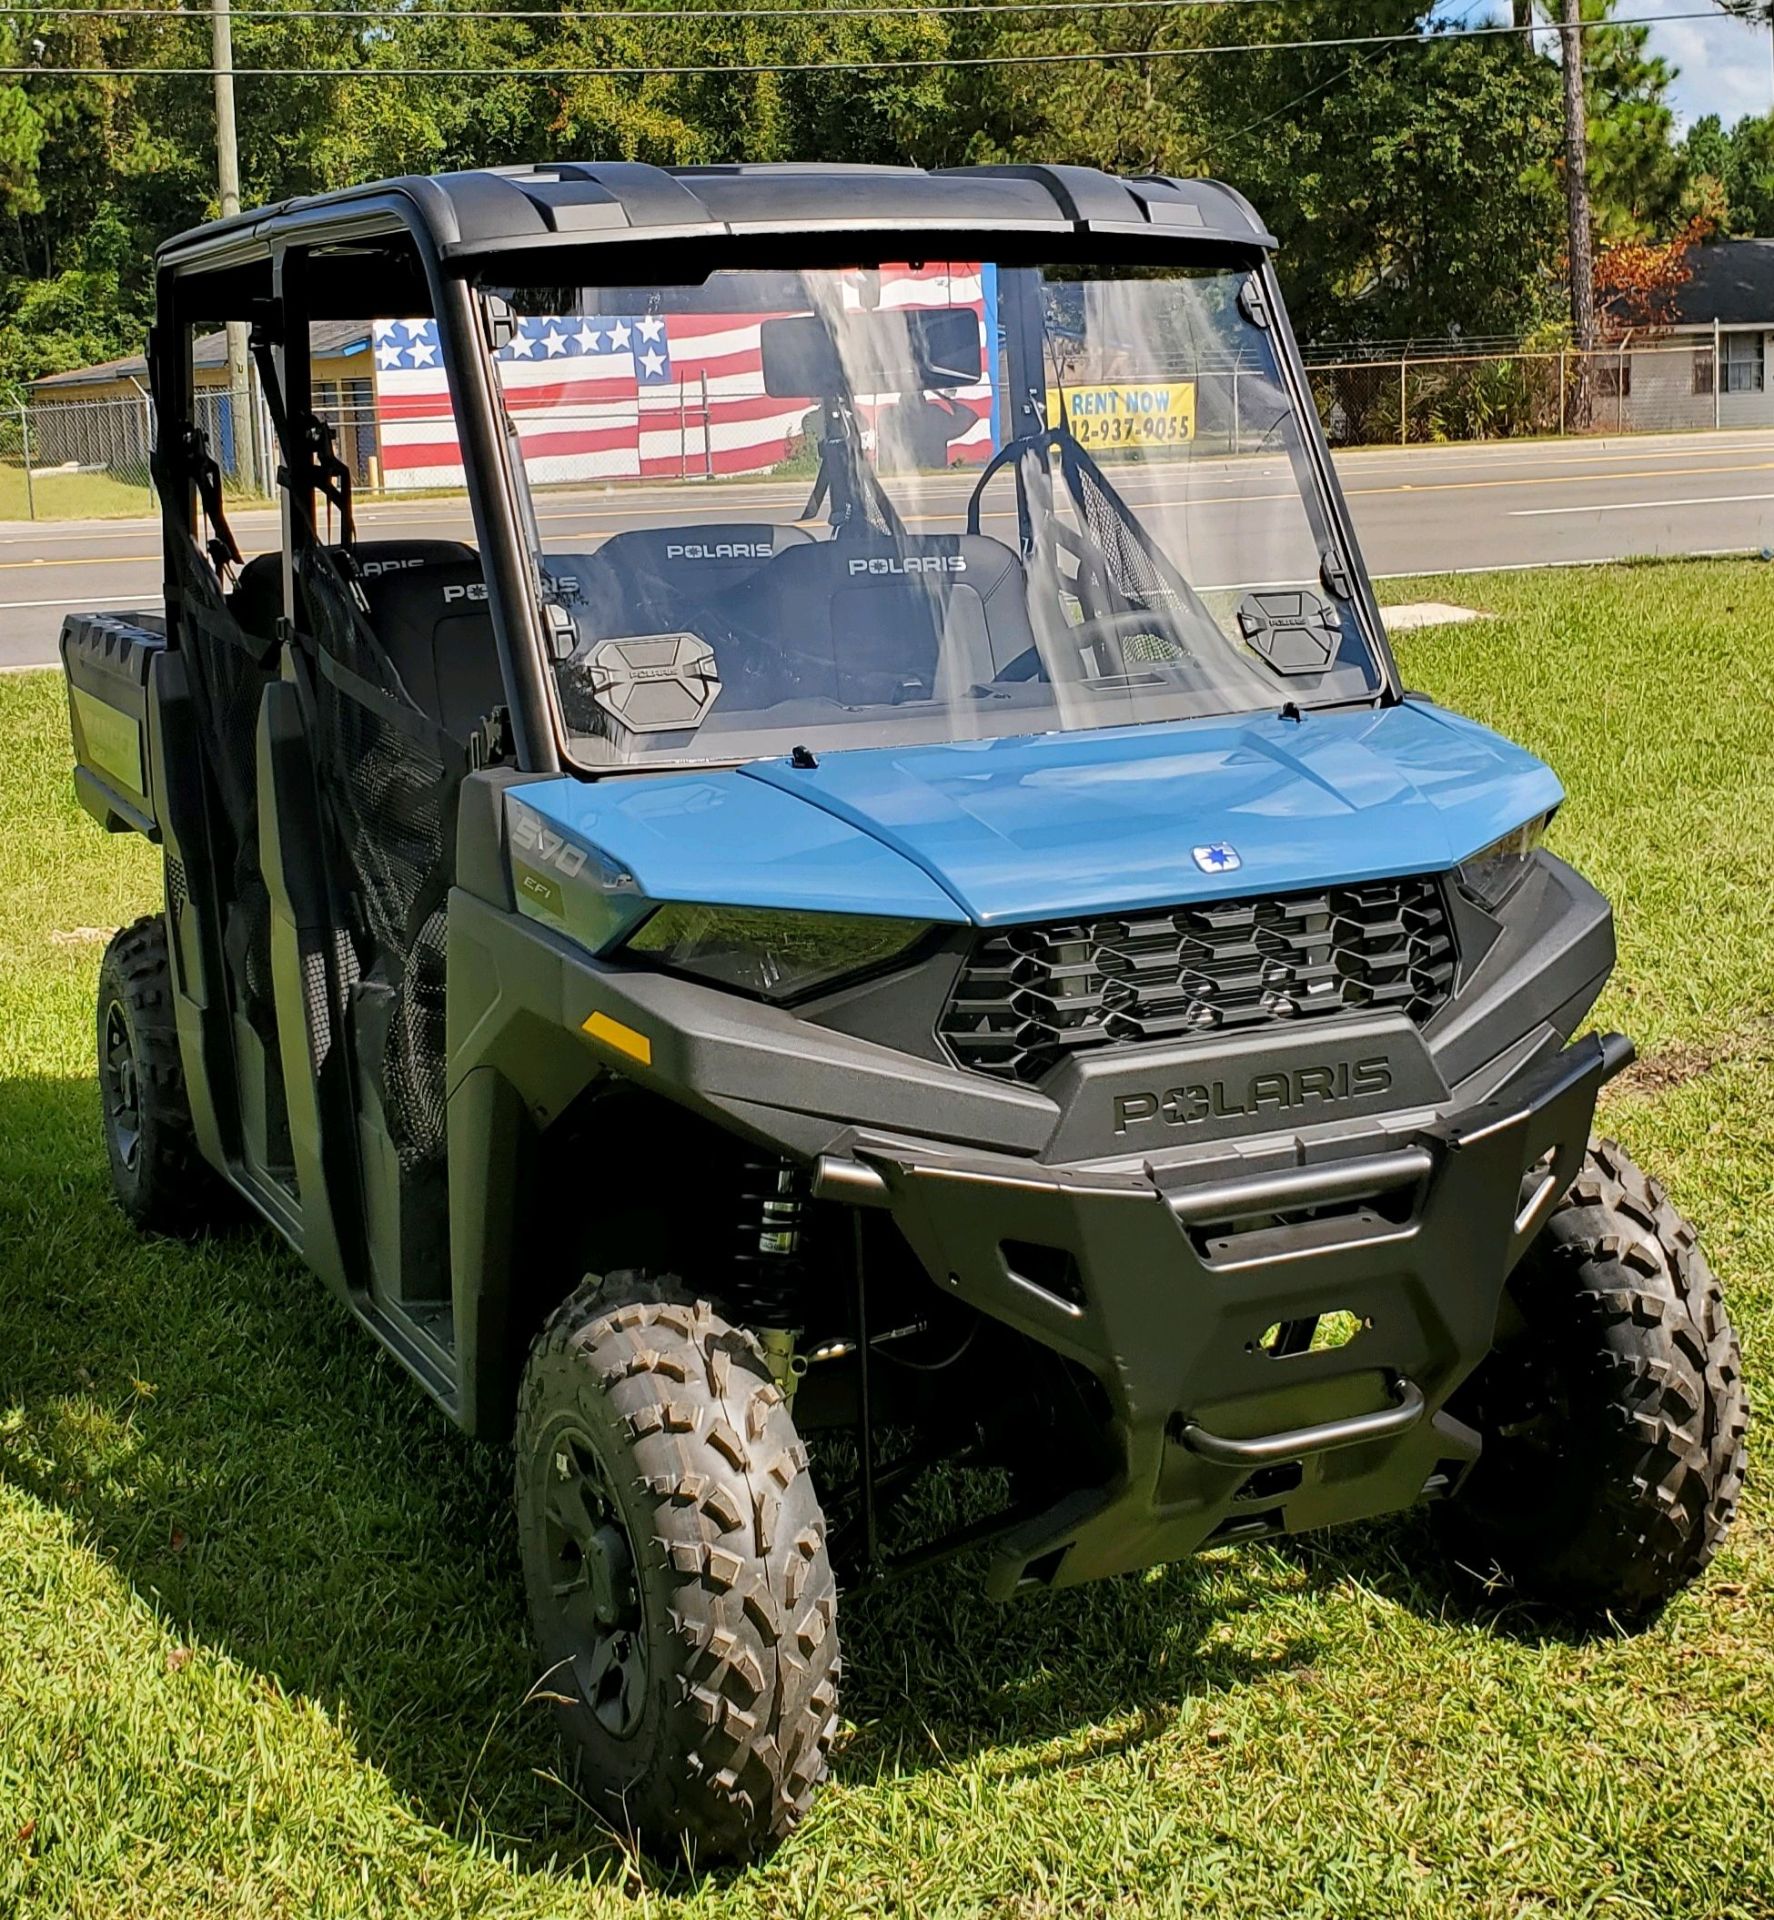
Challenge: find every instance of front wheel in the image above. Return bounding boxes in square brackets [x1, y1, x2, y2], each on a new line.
[1440, 1139, 1748, 1622]
[514, 1272, 839, 1862]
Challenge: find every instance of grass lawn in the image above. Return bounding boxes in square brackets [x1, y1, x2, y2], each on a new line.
[0, 462, 156, 522]
[3, 558, 1773, 1917]
[0, 463, 273, 522]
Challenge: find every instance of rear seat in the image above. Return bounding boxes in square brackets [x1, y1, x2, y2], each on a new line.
[227, 540, 504, 743]
[228, 539, 480, 649]
[355, 560, 505, 744]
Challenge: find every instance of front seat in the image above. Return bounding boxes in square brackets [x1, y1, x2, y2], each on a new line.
[559, 522, 813, 643]
[715, 533, 1037, 708]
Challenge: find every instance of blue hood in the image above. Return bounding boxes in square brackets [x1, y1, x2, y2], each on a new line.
[517, 698, 1562, 930]
[739, 699, 1562, 923]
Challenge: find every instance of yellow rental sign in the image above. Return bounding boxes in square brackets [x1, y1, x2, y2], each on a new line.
[1047, 380, 1197, 449]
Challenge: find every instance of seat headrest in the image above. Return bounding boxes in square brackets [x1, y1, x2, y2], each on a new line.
[348, 538, 480, 580]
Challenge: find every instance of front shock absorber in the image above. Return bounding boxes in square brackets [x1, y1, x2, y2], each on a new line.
[733, 1156, 809, 1399]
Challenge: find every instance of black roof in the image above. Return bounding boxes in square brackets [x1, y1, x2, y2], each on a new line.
[156, 161, 1276, 272]
[1671, 240, 1774, 330]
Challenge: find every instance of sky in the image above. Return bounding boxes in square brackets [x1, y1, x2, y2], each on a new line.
[1442, 1, 1773, 131]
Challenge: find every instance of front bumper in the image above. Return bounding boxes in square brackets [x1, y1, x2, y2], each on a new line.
[849, 1029, 1630, 1595]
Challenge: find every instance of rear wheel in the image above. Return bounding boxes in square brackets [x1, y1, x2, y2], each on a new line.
[1440, 1138, 1747, 1622]
[514, 1271, 839, 1862]
[97, 914, 224, 1235]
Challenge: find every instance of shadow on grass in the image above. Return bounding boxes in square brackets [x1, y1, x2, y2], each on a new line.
[0, 1068, 1576, 1883]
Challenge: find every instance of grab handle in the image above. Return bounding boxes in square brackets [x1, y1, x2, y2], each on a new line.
[1174, 1375, 1424, 1467]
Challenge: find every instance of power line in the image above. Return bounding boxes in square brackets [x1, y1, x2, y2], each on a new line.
[1225, 0, 1487, 141]
[0, 8, 1727, 73]
[0, 0, 1291, 15]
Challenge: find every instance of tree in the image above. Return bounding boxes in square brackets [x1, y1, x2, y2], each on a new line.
[1560, 0, 1598, 362]
[1724, 115, 1774, 233]
[1594, 213, 1710, 335]
[1225, 26, 1566, 345]
[1580, 3, 1683, 244]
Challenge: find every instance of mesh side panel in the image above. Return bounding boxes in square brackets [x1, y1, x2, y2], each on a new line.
[167, 537, 278, 1040]
[299, 550, 461, 1171]
[172, 539, 265, 835]
[384, 906, 450, 1164]
[315, 655, 446, 961]
[301, 945, 333, 1068]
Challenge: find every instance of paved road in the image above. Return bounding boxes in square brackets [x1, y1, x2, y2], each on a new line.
[6, 428, 1774, 670]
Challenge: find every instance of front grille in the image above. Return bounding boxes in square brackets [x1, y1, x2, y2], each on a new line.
[939, 877, 1456, 1084]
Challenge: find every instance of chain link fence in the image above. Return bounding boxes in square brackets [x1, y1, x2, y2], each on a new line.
[4, 340, 1764, 519]
[1306, 341, 1751, 448]
[1, 383, 280, 520]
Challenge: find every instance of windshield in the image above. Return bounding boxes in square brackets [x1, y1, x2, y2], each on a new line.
[485, 261, 1383, 770]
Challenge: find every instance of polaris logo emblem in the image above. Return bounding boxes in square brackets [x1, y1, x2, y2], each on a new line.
[443, 581, 490, 605]
[665, 542, 773, 561]
[1192, 842, 1240, 874]
[847, 555, 967, 577]
[358, 556, 426, 577]
[1112, 1056, 1394, 1134]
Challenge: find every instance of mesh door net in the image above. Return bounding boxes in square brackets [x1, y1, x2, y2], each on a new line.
[298, 548, 466, 1171]
[165, 530, 280, 1041]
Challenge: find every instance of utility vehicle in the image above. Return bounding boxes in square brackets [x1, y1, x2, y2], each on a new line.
[63, 162, 1746, 1861]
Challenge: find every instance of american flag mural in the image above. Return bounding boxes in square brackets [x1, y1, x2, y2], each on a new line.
[371, 264, 997, 492]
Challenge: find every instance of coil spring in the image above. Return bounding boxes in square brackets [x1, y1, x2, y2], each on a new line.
[731, 1155, 806, 1329]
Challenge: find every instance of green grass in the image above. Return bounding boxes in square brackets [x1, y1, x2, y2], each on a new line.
[0, 463, 273, 522]
[4, 559, 1774, 1917]
[0, 461, 158, 521]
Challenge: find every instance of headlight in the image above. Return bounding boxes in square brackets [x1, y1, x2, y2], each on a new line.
[621, 904, 933, 1002]
[1455, 813, 1550, 909]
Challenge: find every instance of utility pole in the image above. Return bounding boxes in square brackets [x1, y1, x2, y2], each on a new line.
[211, 0, 257, 488]
[1560, 0, 1597, 428]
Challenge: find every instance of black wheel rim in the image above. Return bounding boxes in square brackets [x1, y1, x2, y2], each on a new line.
[101, 999, 142, 1173]
[540, 1425, 648, 1739]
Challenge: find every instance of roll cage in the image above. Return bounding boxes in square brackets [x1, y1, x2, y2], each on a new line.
[150, 162, 1402, 787]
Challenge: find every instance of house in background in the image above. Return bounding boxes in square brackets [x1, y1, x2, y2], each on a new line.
[27, 321, 379, 482]
[1624, 239, 1774, 430]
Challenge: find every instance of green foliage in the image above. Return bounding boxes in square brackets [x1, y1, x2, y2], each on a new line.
[1581, 6, 1684, 246]
[0, 0, 1719, 388]
[1684, 111, 1774, 238]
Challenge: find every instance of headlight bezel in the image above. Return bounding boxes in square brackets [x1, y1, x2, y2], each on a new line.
[618, 901, 939, 1005]
[1454, 811, 1552, 911]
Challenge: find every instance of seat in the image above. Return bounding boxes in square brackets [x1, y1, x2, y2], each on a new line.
[228, 539, 479, 649]
[714, 533, 1038, 709]
[558, 522, 813, 644]
[355, 559, 504, 743]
